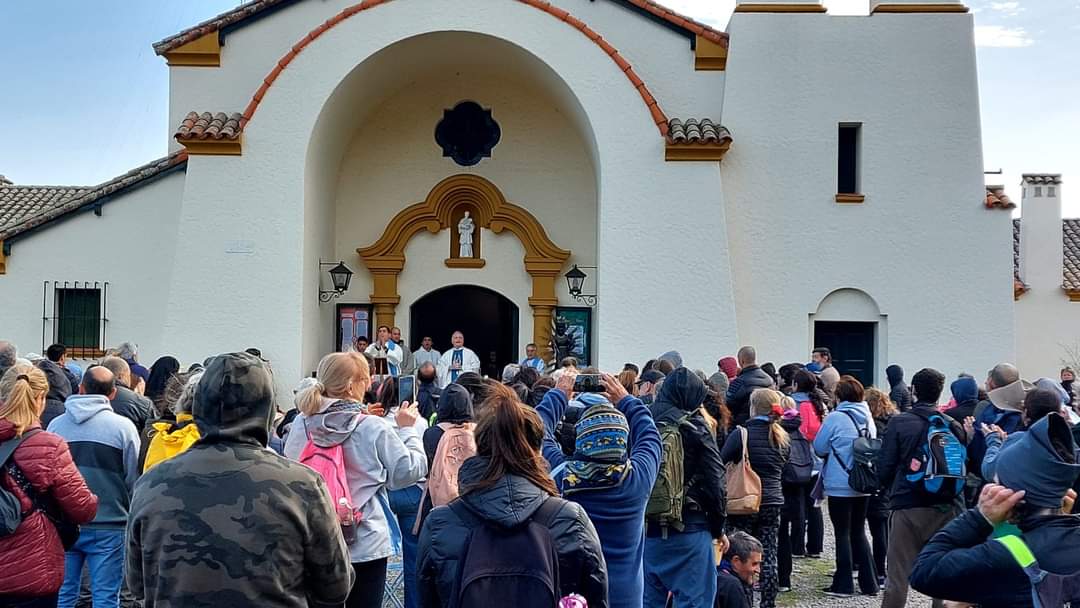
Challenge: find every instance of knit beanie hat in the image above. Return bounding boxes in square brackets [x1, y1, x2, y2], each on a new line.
[995, 414, 1080, 508]
[574, 403, 629, 463]
[719, 357, 739, 380]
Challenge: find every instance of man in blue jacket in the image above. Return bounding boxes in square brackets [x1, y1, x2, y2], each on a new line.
[910, 414, 1080, 608]
[537, 371, 661, 608]
[969, 363, 1027, 475]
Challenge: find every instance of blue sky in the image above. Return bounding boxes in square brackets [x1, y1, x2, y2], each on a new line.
[1, 0, 1077, 213]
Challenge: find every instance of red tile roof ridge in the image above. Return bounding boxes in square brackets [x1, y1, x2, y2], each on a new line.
[153, 0, 728, 54]
[235, 0, 670, 138]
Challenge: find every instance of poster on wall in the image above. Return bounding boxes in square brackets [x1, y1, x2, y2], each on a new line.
[335, 304, 373, 352]
[553, 306, 592, 367]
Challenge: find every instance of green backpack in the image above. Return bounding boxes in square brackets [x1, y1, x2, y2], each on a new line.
[646, 414, 691, 535]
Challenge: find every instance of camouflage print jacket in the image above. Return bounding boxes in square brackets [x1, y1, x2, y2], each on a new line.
[125, 351, 354, 608]
[126, 441, 354, 607]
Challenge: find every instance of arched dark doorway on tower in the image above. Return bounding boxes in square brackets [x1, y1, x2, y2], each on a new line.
[410, 285, 519, 378]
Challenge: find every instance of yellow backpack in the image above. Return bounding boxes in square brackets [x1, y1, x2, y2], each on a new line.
[143, 414, 201, 472]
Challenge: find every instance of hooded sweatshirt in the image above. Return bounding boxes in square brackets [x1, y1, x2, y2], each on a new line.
[886, 365, 913, 412]
[949, 377, 980, 422]
[47, 394, 139, 528]
[910, 416, 1080, 608]
[649, 368, 727, 538]
[284, 397, 427, 563]
[813, 401, 877, 498]
[538, 390, 661, 608]
[37, 359, 72, 428]
[126, 352, 353, 608]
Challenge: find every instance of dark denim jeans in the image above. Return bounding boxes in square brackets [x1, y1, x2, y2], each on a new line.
[388, 484, 423, 608]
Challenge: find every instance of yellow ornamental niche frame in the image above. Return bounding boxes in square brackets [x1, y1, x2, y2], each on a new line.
[357, 174, 571, 359]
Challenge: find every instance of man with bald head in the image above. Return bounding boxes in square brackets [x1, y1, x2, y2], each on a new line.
[48, 364, 141, 608]
[100, 355, 154, 433]
[725, 346, 775, 426]
[436, 331, 481, 388]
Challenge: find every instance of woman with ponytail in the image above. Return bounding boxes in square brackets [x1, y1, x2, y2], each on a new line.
[417, 383, 608, 607]
[284, 352, 427, 608]
[721, 388, 791, 608]
[0, 364, 98, 606]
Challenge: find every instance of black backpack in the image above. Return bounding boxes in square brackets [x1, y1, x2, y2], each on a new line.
[448, 497, 564, 608]
[831, 409, 882, 495]
[0, 431, 38, 537]
[783, 429, 815, 485]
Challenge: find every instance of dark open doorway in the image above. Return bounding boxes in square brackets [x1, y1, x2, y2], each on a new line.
[814, 321, 876, 388]
[410, 285, 519, 378]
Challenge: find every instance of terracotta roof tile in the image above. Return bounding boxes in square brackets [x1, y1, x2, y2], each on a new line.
[986, 185, 1015, 209]
[1012, 218, 1080, 294]
[1022, 174, 1063, 185]
[0, 152, 187, 242]
[175, 112, 244, 141]
[153, 0, 728, 54]
[1064, 219, 1080, 290]
[666, 118, 732, 144]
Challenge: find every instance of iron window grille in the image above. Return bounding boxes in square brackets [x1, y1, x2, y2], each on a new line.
[42, 281, 109, 358]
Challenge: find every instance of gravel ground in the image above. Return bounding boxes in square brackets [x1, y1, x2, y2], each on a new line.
[778, 504, 932, 608]
[382, 506, 937, 608]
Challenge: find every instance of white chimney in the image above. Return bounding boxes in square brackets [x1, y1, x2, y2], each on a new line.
[1019, 174, 1063, 292]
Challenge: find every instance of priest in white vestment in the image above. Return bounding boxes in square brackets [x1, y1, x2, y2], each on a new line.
[365, 325, 403, 377]
[437, 330, 481, 388]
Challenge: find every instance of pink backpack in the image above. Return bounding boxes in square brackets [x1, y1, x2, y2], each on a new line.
[298, 419, 359, 513]
[413, 422, 476, 534]
[427, 422, 477, 506]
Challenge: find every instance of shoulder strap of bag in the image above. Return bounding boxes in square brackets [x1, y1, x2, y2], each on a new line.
[531, 496, 564, 528]
[739, 426, 750, 463]
[995, 534, 1038, 569]
[838, 409, 868, 437]
[0, 431, 35, 470]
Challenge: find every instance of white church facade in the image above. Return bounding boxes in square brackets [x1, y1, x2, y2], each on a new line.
[0, 0, 1017, 393]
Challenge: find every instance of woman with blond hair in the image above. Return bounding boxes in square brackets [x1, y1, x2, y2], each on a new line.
[284, 351, 427, 608]
[0, 364, 98, 607]
[417, 383, 607, 607]
[721, 388, 791, 608]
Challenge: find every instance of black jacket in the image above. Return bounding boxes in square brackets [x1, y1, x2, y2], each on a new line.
[35, 359, 71, 428]
[721, 418, 789, 507]
[949, 399, 978, 424]
[725, 366, 774, 426]
[649, 368, 727, 538]
[911, 510, 1080, 608]
[877, 404, 966, 510]
[714, 564, 753, 608]
[110, 386, 154, 435]
[417, 457, 608, 608]
[417, 378, 441, 421]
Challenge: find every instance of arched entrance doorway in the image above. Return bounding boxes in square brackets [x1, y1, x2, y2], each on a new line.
[411, 285, 519, 378]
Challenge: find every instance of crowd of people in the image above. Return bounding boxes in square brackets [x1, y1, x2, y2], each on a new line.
[0, 333, 1079, 608]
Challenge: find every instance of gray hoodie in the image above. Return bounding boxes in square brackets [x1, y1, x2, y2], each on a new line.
[47, 394, 140, 528]
[283, 398, 427, 563]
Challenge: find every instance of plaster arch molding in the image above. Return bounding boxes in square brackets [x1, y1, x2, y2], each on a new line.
[813, 288, 883, 321]
[358, 174, 571, 355]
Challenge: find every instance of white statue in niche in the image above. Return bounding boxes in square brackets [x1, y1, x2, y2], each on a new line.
[458, 211, 475, 258]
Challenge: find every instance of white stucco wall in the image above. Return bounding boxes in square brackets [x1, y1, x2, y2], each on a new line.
[1015, 186, 1076, 378]
[328, 35, 597, 322]
[166, 0, 723, 148]
[157, 0, 738, 388]
[722, 12, 1013, 386]
[0, 172, 186, 364]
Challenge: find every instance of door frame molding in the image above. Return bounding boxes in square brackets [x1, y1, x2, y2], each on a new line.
[357, 174, 571, 359]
